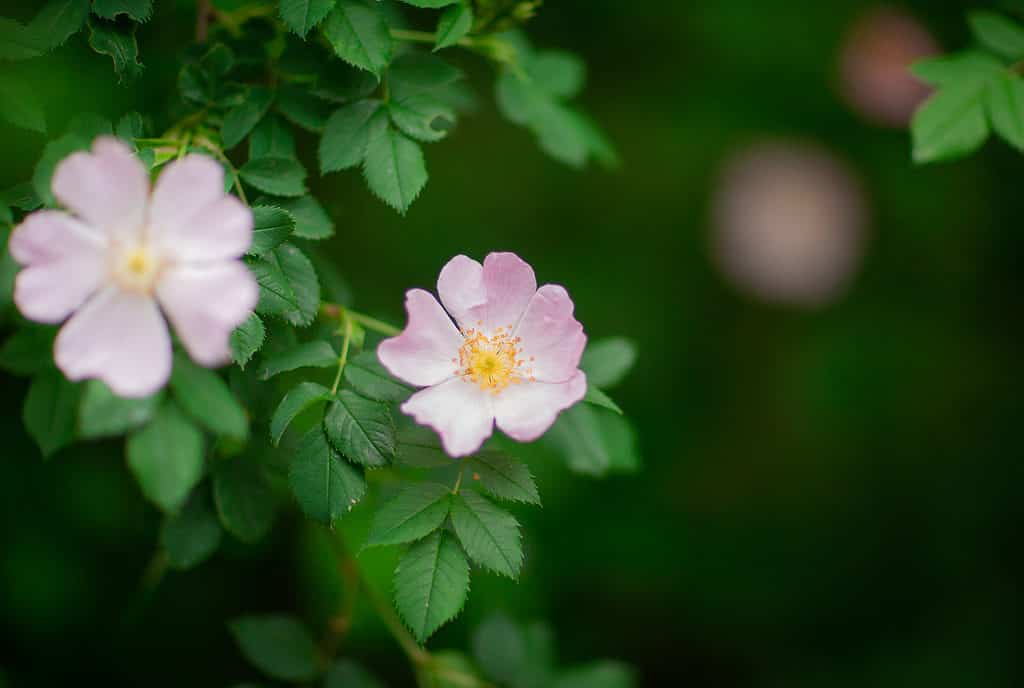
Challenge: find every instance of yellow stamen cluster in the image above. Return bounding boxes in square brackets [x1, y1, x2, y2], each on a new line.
[112, 244, 162, 294]
[455, 322, 535, 394]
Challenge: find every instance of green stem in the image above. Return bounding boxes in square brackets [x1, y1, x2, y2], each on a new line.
[390, 28, 439, 45]
[321, 304, 401, 337]
[452, 462, 465, 495]
[195, 136, 249, 206]
[330, 314, 354, 396]
[346, 310, 401, 336]
[328, 532, 429, 666]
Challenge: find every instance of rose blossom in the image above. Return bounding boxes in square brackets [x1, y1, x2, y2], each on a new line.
[9, 136, 258, 397]
[378, 252, 587, 457]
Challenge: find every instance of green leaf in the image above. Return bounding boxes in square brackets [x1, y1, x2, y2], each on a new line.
[277, 195, 335, 239]
[465, 451, 539, 505]
[389, 52, 462, 96]
[27, 0, 90, 53]
[394, 530, 469, 643]
[545, 403, 640, 476]
[530, 51, 586, 99]
[33, 133, 89, 207]
[313, 65, 379, 102]
[343, 350, 412, 402]
[580, 337, 637, 388]
[259, 340, 337, 379]
[0, 18, 43, 61]
[389, 94, 455, 142]
[471, 615, 530, 687]
[115, 111, 146, 141]
[270, 381, 332, 445]
[250, 205, 296, 256]
[968, 10, 1024, 61]
[231, 313, 266, 369]
[213, 456, 276, 543]
[435, 2, 473, 51]
[276, 85, 331, 132]
[495, 48, 613, 170]
[395, 425, 455, 468]
[170, 353, 248, 441]
[366, 482, 451, 546]
[289, 426, 366, 523]
[396, 0, 457, 7]
[229, 615, 320, 682]
[0, 326, 56, 375]
[0, 229, 16, 315]
[553, 662, 637, 688]
[911, 51, 1003, 87]
[78, 380, 162, 439]
[252, 242, 321, 326]
[23, 370, 80, 458]
[127, 401, 204, 512]
[325, 659, 386, 688]
[240, 156, 307, 196]
[323, 389, 396, 467]
[92, 0, 154, 22]
[583, 385, 622, 415]
[87, 17, 144, 83]
[986, 72, 1024, 152]
[319, 99, 382, 173]
[323, 1, 392, 77]
[450, 490, 522, 578]
[0, 83, 46, 134]
[161, 487, 223, 570]
[363, 117, 428, 214]
[280, 0, 337, 37]
[1, 182, 41, 211]
[222, 86, 274, 149]
[250, 114, 296, 159]
[911, 81, 989, 163]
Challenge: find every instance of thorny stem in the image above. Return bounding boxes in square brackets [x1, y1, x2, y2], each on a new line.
[326, 534, 497, 687]
[330, 314, 354, 396]
[327, 532, 429, 666]
[195, 0, 212, 43]
[320, 534, 361, 660]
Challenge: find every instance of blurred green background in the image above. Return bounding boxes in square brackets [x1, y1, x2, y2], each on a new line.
[1, 1, 1022, 686]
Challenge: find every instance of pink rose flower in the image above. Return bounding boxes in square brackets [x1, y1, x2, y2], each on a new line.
[378, 252, 587, 457]
[10, 137, 258, 397]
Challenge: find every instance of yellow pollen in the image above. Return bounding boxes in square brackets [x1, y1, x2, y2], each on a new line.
[113, 244, 162, 293]
[126, 249, 152, 275]
[457, 329, 532, 394]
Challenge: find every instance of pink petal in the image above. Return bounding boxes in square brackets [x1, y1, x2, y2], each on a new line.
[378, 289, 462, 387]
[157, 194, 253, 262]
[148, 154, 226, 240]
[480, 252, 536, 331]
[156, 261, 259, 367]
[437, 254, 486, 330]
[401, 378, 495, 457]
[51, 137, 149, 238]
[10, 210, 106, 323]
[514, 284, 587, 382]
[493, 371, 587, 442]
[55, 287, 172, 397]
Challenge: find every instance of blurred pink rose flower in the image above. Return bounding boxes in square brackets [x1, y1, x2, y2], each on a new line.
[10, 137, 258, 397]
[378, 252, 587, 457]
[839, 7, 937, 127]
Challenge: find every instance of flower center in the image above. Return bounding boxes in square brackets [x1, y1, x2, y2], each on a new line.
[112, 244, 162, 294]
[456, 324, 535, 394]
